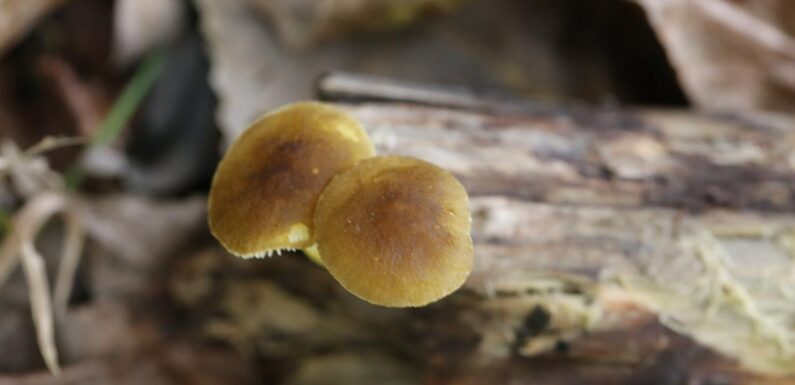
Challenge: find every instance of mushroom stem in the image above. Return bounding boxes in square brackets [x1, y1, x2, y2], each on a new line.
[303, 244, 324, 266]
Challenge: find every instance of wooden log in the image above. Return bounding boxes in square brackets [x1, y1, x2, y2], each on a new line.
[321, 72, 795, 212]
[171, 74, 795, 384]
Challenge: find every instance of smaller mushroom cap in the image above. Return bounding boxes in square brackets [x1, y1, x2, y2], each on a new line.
[314, 156, 473, 307]
[208, 102, 375, 258]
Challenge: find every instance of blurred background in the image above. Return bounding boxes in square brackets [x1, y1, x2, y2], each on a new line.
[0, 0, 794, 384]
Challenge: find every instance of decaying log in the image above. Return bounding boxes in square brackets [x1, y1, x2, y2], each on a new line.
[171, 75, 795, 384]
[320, 72, 795, 213]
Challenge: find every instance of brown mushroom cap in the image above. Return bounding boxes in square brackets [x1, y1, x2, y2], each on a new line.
[208, 102, 375, 258]
[314, 156, 473, 307]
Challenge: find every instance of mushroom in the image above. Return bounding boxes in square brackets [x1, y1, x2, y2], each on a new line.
[313, 156, 473, 307]
[208, 102, 375, 258]
[302, 244, 324, 265]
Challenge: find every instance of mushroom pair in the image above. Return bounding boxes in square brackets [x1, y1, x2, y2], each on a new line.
[208, 102, 473, 307]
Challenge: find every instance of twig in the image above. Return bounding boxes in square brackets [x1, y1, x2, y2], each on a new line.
[317, 72, 554, 114]
[24, 136, 87, 158]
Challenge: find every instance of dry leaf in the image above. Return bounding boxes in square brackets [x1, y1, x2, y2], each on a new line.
[0, 192, 85, 375]
[0, 193, 69, 291]
[113, 0, 186, 66]
[196, 0, 569, 144]
[0, 141, 63, 198]
[637, 0, 795, 112]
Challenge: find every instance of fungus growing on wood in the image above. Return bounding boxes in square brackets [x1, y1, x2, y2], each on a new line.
[313, 156, 473, 307]
[208, 102, 375, 258]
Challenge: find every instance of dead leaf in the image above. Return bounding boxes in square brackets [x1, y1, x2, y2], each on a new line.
[0, 193, 70, 291]
[196, 0, 567, 144]
[637, 0, 795, 112]
[0, 191, 85, 376]
[0, 141, 63, 198]
[113, 0, 186, 66]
